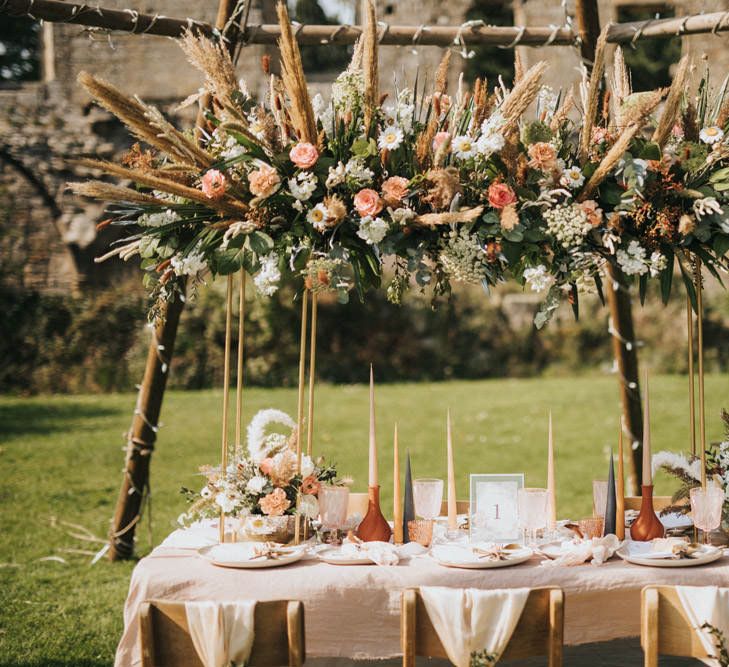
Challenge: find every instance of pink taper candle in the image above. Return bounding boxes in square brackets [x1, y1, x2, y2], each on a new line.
[642, 371, 652, 486]
[368, 365, 378, 487]
[547, 411, 557, 531]
[393, 423, 403, 544]
[447, 409, 457, 532]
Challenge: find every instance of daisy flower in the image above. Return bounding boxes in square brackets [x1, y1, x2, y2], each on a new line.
[476, 132, 505, 155]
[452, 135, 476, 160]
[560, 166, 585, 189]
[699, 126, 724, 145]
[307, 203, 330, 231]
[377, 125, 404, 151]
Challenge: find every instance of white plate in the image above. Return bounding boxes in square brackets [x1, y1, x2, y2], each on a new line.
[432, 546, 534, 569]
[617, 544, 724, 568]
[318, 549, 374, 566]
[199, 545, 306, 569]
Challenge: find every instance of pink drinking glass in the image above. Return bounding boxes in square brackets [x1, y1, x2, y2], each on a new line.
[319, 485, 349, 544]
[690, 486, 724, 544]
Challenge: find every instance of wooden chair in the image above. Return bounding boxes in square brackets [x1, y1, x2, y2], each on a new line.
[641, 585, 713, 667]
[401, 587, 564, 667]
[139, 599, 305, 667]
[439, 499, 470, 515]
[347, 491, 369, 518]
[625, 496, 673, 512]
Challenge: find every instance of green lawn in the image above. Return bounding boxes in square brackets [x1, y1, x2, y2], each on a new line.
[1, 375, 728, 666]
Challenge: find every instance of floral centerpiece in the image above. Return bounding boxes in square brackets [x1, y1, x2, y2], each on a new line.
[182, 408, 347, 540]
[653, 409, 729, 533]
[70, 3, 729, 326]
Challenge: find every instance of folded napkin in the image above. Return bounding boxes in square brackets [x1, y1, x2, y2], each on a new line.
[677, 586, 729, 667]
[420, 586, 530, 667]
[206, 543, 270, 563]
[161, 522, 219, 549]
[340, 540, 399, 565]
[185, 600, 256, 667]
[541, 534, 620, 567]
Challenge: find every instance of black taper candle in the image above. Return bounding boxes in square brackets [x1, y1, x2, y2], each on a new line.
[604, 452, 617, 535]
[402, 450, 415, 543]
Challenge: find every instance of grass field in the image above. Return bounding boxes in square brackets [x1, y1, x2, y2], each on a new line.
[1, 374, 728, 666]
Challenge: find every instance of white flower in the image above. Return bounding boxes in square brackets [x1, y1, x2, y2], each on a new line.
[307, 203, 330, 231]
[292, 199, 304, 212]
[616, 240, 649, 276]
[649, 251, 668, 277]
[356, 216, 389, 245]
[481, 111, 505, 137]
[171, 249, 207, 277]
[326, 162, 346, 189]
[222, 219, 257, 249]
[476, 132, 505, 155]
[560, 166, 585, 189]
[693, 197, 723, 219]
[313, 94, 335, 136]
[543, 204, 592, 249]
[221, 135, 246, 160]
[215, 492, 238, 514]
[298, 494, 320, 519]
[247, 408, 296, 462]
[288, 171, 317, 201]
[300, 454, 315, 478]
[345, 157, 374, 185]
[452, 135, 477, 160]
[246, 476, 268, 494]
[537, 85, 558, 119]
[138, 209, 180, 228]
[652, 451, 702, 481]
[439, 227, 487, 284]
[377, 125, 404, 151]
[389, 207, 416, 226]
[699, 126, 724, 145]
[254, 253, 281, 297]
[200, 485, 212, 499]
[332, 70, 364, 111]
[523, 265, 555, 292]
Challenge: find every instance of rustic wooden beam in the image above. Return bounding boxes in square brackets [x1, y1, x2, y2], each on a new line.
[606, 11, 729, 43]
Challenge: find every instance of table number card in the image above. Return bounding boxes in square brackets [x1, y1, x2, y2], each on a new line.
[469, 474, 524, 543]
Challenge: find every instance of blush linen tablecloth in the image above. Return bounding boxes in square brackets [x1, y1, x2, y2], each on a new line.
[114, 544, 729, 667]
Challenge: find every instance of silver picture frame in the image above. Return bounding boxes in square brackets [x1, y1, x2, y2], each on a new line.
[469, 473, 525, 543]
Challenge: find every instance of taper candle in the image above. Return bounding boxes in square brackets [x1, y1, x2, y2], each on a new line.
[393, 424, 403, 544]
[446, 409, 457, 532]
[368, 365, 378, 487]
[616, 419, 625, 540]
[604, 453, 617, 535]
[642, 371, 652, 486]
[403, 451, 415, 543]
[547, 411, 557, 532]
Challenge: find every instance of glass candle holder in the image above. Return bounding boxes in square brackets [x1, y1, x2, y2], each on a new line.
[319, 485, 349, 544]
[517, 487, 548, 546]
[407, 519, 434, 547]
[413, 478, 444, 520]
[577, 516, 605, 540]
[690, 486, 724, 544]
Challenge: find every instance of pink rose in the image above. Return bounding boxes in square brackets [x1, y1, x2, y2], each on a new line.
[289, 142, 319, 169]
[381, 176, 409, 206]
[432, 131, 451, 152]
[301, 475, 320, 496]
[201, 169, 227, 199]
[248, 164, 280, 198]
[580, 200, 603, 227]
[259, 488, 291, 517]
[259, 458, 274, 475]
[353, 188, 383, 218]
[527, 142, 557, 171]
[592, 127, 610, 145]
[487, 182, 517, 209]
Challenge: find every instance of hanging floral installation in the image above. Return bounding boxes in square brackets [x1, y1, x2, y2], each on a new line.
[68, 2, 729, 326]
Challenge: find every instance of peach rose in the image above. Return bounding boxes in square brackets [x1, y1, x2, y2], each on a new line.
[580, 200, 603, 227]
[527, 142, 557, 171]
[201, 169, 227, 199]
[259, 488, 291, 516]
[381, 176, 409, 206]
[248, 164, 280, 198]
[353, 188, 383, 217]
[487, 182, 517, 209]
[301, 475, 320, 496]
[259, 458, 274, 475]
[432, 131, 451, 152]
[289, 142, 319, 169]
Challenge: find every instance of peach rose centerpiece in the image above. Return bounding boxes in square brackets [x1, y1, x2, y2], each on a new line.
[201, 169, 227, 199]
[353, 188, 383, 217]
[381, 176, 409, 206]
[289, 142, 319, 169]
[487, 182, 517, 209]
[248, 164, 281, 198]
[259, 488, 291, 516]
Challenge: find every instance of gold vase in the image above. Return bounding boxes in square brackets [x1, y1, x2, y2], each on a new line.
[239, 515, 300, 543]
[629, 485, 665, 541]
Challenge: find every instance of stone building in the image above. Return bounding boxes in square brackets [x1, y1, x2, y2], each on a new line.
[2, 0, 728, 293]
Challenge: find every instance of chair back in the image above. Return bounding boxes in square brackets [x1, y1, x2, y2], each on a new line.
[624, 495, 673, 512]
[439, 499, 470, 515]
[347, 492, 369, 518]
[641, 586, 708, 667]
[139, 599, 305, 667]
[401, 587, 563, 667]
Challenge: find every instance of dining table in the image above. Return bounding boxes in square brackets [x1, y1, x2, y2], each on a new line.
[113, 521, 728, 667]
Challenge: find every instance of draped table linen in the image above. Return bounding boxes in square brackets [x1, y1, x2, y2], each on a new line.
[115, 542, 729, 667]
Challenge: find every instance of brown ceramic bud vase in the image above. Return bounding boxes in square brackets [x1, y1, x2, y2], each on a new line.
[357, 486, 392, 542]
[629, 485, 665, 541]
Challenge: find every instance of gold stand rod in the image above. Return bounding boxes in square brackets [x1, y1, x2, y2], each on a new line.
[306, 292, 318, 458]
[234, 270, 246, 460]
[687, 292, 696, 457]
[294, 290, 309, 545]
[694, 257, 707, 490]
[220, 274, 234, 543]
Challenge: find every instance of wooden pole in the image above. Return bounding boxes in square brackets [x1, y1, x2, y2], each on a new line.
[107, 0, 244, 560]
[575, 0, 642, 495]
[694, 258, 707, 490]
[234, 270, 246, 459]
[294, 291, 309, 545]
[306, 292, 318, 458]
[219, 274, 234, 543]
[687, 293, 697, 457]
